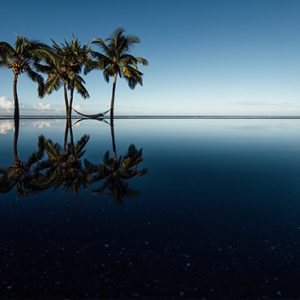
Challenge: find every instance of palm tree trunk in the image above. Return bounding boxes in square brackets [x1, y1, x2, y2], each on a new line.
[68, 87, 74, 120]
[110, 73, 118, 122]
[13, 117, 20, 162]
[69, 119, 74, 151]
[64, 119, 74, 151]
[63, 83, 69, 118]
[64, 120, 69, 150]
[110, 118, 117, 160]
[13, 73, 20, 120]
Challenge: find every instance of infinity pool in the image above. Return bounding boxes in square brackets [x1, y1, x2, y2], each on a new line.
[0, 118, 300, 298]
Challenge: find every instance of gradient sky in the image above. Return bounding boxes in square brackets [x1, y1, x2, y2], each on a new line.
[0, 0, 300, 116]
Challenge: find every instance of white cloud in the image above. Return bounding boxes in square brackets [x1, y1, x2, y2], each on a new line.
[0, 120, 13, 134]
[0, 96, 13, 112]
[31, 121, 51, 128]
[32, 102, 51, 111]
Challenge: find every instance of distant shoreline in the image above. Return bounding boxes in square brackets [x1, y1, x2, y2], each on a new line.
[1, 115, 300, 120]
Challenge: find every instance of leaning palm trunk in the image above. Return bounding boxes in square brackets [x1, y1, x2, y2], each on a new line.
[13, 73, 20, 120]
[64, 120, 69, 150]
[110, 119, 117, 161]
[63, 84, 69, 118]
[13, 118, 20, 162]
[69, 118, 75, 148]
[110, 73, 118, 121]
[68, 85, 75, 120]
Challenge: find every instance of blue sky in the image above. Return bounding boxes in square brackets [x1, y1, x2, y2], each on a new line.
[0, 0, 300, 115]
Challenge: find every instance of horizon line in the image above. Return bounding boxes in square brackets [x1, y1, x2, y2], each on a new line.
[2, 115, 300, 120]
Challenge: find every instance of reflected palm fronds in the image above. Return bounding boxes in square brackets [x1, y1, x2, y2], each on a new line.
[86, 121, 148, 203]
[0, 119, 148, 202]
[34, 122, 90, 193]
[0, 120, 45, 196]
[87, 144, 147, 203]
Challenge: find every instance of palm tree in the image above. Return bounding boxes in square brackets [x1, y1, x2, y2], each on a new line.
[34, 122, 91, 193]
[87, 28, 148, 120]
[38, 37, 91, 120]
[86, 121, 148, 203]
[0, 119, 45, 196]
[0, 36, 49, 119]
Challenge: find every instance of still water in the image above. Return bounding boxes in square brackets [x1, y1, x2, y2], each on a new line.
[0, 118, 300, 298]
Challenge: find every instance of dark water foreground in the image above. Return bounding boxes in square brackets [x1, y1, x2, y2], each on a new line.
[0, 118, 300, 299]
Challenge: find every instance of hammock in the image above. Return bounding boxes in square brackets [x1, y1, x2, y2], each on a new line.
[73, 109, 110, 119]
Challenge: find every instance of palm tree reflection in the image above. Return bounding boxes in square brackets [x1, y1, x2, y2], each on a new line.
[0, 119, 148, 202]
[87, 119, 148, 203]
[0, 119, 45, 196]
[35, 120, 90, 193]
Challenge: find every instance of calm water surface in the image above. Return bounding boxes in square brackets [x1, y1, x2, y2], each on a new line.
[0, 118, 300, 298]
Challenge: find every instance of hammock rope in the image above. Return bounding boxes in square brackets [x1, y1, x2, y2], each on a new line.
[73, 109, 110, 119]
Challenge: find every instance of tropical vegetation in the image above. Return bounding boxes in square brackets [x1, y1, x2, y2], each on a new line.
[0, 119, 45, 196]
[87, 28, 148, 119]
[0, 119, 148, 201]
[85, 121, 148, 203]
[34, 129, 91, 193]
[37, 37, 91, 120]
[0, 29, 148, 120]
[0, 36, 50, 119]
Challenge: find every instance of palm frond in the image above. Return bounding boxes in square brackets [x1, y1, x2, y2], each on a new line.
[24, 66, 45, 97]
[122, 65, 143, 89]
[0, 42, 16, 56]
[126, 35, 141, 45]
[92, 38, 111, 55]
[45, 74, 62, 94]
[74, 135, 90, 157]
[74, 77, 90, 99]
[136, 57, 148, 66]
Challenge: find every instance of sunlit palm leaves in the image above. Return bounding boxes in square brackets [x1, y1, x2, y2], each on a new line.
[87, 28, 148, 118]
[0, 36, 50, 119]
[37, 37, 91, 119]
